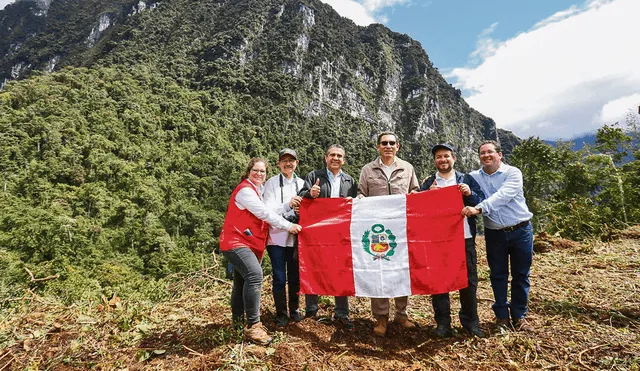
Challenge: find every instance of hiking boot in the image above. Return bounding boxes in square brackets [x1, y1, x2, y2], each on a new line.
[395, 317, 416, 329]
[244, 322, 272, 346]
[493, 317, 511, 333]
[288, 286, 301, 323]
[513, 318, 535, 333]
[273, 290, 289, 327]
[290, 310, 302, 322]
[333, 316, 355, 331]
[274, 314, 289, 327]
[434, 324, 453, 338]
[305, 310, 318, 320]
[464, 326, 487, 338]
[373, 315, 388, 337]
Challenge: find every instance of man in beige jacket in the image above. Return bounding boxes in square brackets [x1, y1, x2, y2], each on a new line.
[357, 132, 420, 337]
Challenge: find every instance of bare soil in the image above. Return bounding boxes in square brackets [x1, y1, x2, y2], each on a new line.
[1, 227, 639, 370]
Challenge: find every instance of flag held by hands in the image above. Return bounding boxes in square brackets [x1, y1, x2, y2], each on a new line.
[298, 186, 468, 298]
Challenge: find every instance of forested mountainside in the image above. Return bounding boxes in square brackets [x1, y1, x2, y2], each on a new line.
[0, 0, 517, 301]
[1, 3, 639, 369]
[1, 0, 514, 166]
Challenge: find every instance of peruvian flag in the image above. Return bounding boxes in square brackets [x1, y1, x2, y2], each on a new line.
[298, 186, 468, 298]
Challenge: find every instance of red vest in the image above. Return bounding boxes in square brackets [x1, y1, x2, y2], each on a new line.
[219, 180, 268, 258]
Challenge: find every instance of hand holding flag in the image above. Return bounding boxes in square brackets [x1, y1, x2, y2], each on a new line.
[297, 186, 467, 297]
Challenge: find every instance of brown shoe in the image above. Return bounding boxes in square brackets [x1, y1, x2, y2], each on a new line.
[244, 322, 273, 345]
[493, 317, 511, 333]
[373, 315, 388, 337]
[394, 317, 416, 329]
[513, 318, 535, 333]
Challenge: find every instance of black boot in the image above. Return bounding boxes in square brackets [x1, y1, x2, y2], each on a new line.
[273, 290, 289, 327]
[288, 284, 302, 322]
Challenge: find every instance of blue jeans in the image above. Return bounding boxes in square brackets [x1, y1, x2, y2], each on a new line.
[266, 245, 299, 292]
[222, 247, 263, 327]
[484, 223, 534, 320]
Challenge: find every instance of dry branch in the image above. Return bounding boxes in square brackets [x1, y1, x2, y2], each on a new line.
[24, 267, 60, 283]
[577, 344, 606, 370]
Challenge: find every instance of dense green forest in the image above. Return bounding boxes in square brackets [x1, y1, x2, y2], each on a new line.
[1, 65, 639, 308]
[0, 65, 382, 303]
[511, 121, 640, 240]
[0, 0, 638, 310]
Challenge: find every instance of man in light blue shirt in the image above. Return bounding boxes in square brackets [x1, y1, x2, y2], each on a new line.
[463, 140, 535, 332]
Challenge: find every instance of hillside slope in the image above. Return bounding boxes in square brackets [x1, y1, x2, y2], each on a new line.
[2, 228, 639, 370]
[1, 0, 503, 168]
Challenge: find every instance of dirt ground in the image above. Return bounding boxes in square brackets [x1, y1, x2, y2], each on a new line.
[1, 227, 639, 370]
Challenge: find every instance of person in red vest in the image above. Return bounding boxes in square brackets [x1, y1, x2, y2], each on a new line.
[220, 157, 302, 345]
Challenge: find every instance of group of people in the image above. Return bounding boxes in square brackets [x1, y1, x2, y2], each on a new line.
[219, 132, 534, 345]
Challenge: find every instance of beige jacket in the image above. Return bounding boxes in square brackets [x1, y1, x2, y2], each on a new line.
[357, 157, 420, 197]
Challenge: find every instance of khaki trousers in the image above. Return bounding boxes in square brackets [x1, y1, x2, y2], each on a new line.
[371, 296, 409, 319]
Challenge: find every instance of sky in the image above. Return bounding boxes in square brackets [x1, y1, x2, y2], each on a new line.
[320, 0, 640, 140]
[2, 0, 638, 140]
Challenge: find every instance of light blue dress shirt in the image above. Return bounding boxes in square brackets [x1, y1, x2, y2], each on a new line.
[326, 167, 343, 198]
[470, 163, 533, 230]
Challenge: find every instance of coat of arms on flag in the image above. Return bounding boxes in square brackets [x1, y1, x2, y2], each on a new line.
[363, 224, 397, 261]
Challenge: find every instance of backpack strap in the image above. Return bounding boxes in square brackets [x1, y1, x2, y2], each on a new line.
[280, 174, 299, 203]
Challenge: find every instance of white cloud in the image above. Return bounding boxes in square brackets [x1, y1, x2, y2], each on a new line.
[448, 0, 640, 140]
[600, 93, 640, 125]
[469, 23, 501, 63]
[320, 0, 376, 26]
[531, 6, 580, 30]
[0, 0, 16, 10]
[319, 0, 411, 26]
[361, 0, 411, 12]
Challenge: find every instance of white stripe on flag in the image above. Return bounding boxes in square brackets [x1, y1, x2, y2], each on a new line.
[350, 194, 411, 298]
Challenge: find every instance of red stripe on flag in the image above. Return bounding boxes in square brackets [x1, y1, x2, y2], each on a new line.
[298, 197, 355, 296]
[406, 186, 468, 295]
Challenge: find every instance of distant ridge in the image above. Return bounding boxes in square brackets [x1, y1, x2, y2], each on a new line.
[544, 132, 597, 150]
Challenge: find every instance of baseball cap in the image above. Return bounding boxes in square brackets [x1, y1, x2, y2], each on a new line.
[431, 143, 455, 155]
[278, 148, 298, 160]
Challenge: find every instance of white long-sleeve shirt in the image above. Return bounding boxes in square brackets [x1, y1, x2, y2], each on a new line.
[263, 173, 305, 247]
[234, 180, 292, 231]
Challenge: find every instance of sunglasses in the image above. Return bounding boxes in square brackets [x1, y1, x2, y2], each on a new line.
[379, 141, 397, 146]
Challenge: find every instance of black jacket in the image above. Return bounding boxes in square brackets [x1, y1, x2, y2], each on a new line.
[421, 170, 485, 237]
[299, 168, 357, 199]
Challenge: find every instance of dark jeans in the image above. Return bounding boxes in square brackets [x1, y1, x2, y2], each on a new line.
[266, 245, 299, 293]
[484, 222, 534, 320]
[222, 247, 263, 327]
[305, 295, 349, 319]
[432, 238, 479, 329]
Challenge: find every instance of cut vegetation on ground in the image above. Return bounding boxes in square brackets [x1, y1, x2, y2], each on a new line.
[1, 227, 639, 370]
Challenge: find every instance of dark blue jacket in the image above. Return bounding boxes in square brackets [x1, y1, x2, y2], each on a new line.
[421, 170, 485, 237]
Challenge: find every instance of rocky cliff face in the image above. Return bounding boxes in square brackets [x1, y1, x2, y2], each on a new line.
[0, 0, 509, 171]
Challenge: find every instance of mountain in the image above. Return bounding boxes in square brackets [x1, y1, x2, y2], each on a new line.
[0, 0, 514, 290]
[0, 0, 508, 169]
[543, 133, 597, 151]
[544, 132, 637, 163]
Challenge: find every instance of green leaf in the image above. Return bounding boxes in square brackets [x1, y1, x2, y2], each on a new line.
[137, 350, 151, 362]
